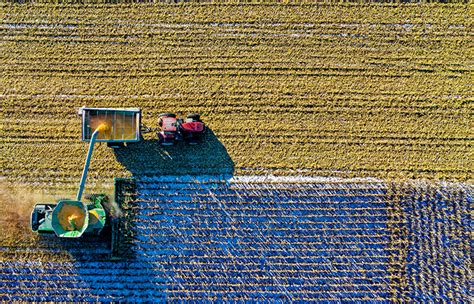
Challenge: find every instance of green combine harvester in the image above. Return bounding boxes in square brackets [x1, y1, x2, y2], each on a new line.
[31, 196, 108, 238]
[30, 108, 141, 257]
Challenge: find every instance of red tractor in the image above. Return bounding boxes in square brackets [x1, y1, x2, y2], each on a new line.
[157, 113, 206, 145]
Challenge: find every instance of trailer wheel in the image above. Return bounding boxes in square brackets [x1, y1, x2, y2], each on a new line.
[158, 113, 176, 118]
[107, 142, 125, 149]
[187, 113, 201, 121]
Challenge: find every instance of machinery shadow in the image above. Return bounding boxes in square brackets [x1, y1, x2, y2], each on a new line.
[113, 128, 235, 177]
[109, 127, 234, 261]
[34, 232, 115, 260]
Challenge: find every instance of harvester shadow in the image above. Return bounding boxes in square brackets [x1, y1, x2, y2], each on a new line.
[113, 128, 234, 177]
[35, 232, 115, 260]
[109, 128, 234, 266]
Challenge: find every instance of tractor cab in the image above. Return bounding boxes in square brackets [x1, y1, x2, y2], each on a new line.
[180, 114, 205, 145]
[161, 117, 178, 132]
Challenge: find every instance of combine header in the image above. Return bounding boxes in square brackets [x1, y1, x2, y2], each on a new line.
[31, 107, 206, 258]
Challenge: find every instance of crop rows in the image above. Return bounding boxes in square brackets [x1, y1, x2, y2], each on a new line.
[1, 3, 473, 191]
[0, 176, 471, 301]
[389, 181, 472, 302]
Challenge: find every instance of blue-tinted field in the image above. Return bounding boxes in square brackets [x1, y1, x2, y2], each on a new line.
[0, 176, 470, 302]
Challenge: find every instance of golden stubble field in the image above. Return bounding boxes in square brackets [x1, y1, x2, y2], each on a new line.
[1, 3, 473, 194]
[0, 3, 472, 301]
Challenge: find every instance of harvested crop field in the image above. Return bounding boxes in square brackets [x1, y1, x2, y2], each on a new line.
[0, 176, 471, 301]
[1, 2, 473, 192]
[0, 1, 472, 302]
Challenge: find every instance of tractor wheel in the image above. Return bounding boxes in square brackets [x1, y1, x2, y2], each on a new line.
[157, 132, 164, 142]
[158, 113, 176, 118]
[187, 113, 201, 121]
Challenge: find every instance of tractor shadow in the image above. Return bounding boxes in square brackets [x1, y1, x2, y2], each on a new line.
[107, 127, 234, 262]
[113, 128, 234, 177]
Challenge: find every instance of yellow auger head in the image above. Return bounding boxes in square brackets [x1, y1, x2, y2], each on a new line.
[97, 123, 110, 133]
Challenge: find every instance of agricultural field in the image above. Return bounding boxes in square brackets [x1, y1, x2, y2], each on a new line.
[0, 176, 471, 301]
[0, 1, 472, 302]
[1, 2, 473, 193]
